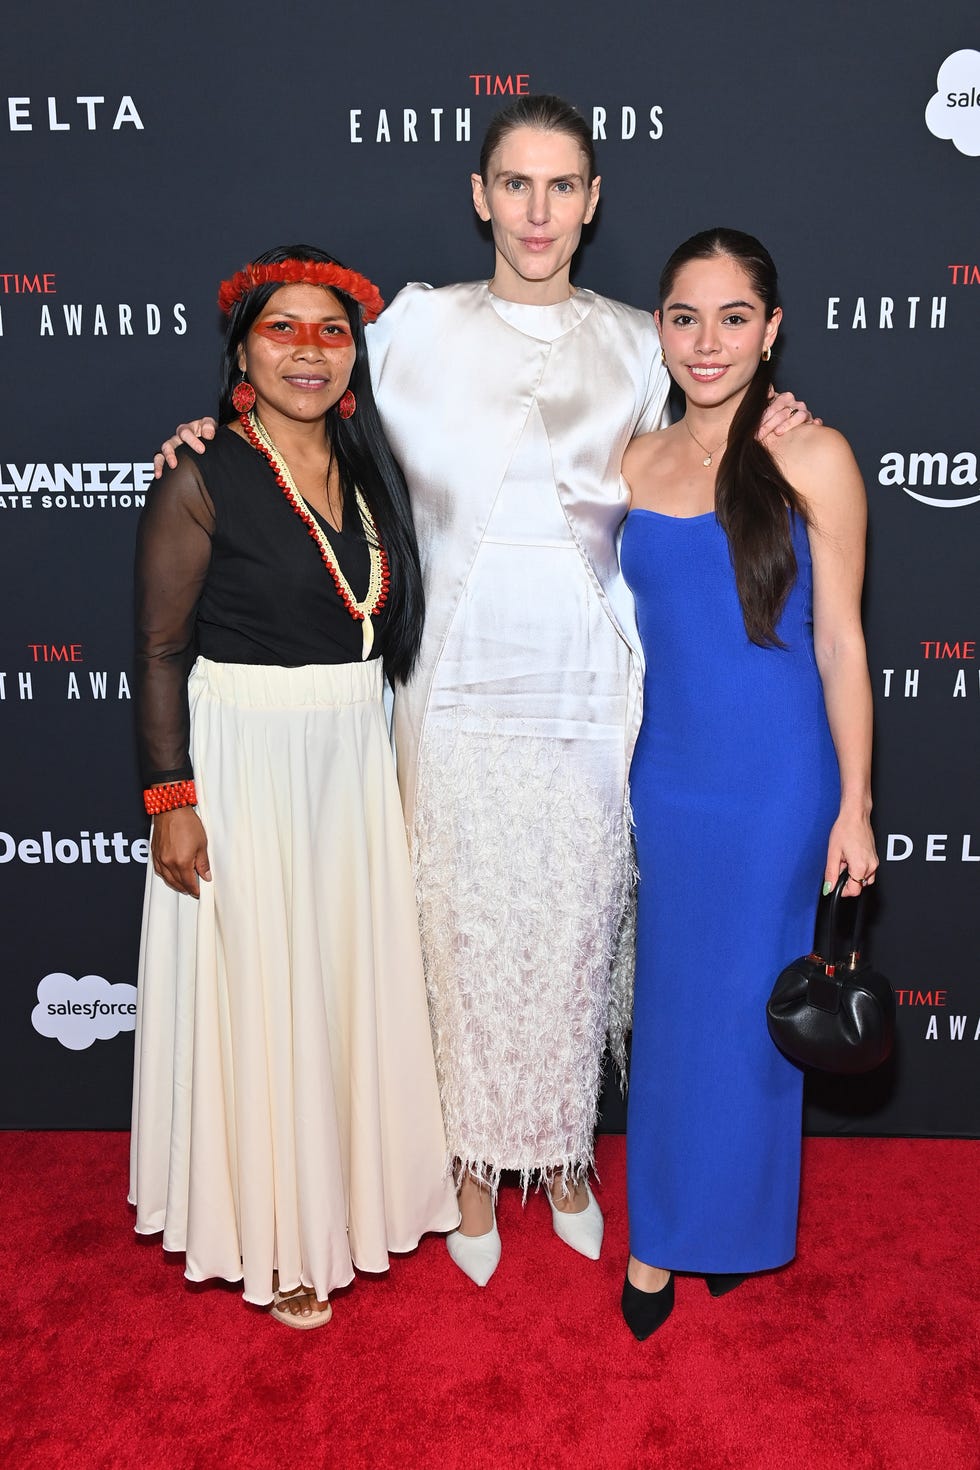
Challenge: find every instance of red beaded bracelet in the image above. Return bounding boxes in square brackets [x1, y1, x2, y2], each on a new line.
[143, 780, 197, 815]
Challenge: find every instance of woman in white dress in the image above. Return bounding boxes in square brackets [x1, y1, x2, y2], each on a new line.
[366, 102, 668, 1284]
[158, 97, 808, 1288]
[132, 246, 458, 1326]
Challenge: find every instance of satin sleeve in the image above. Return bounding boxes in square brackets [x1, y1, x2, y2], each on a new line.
[134, 453, 215, 785]
[636, 347, 672, 435]
[366, 281, 432, 392]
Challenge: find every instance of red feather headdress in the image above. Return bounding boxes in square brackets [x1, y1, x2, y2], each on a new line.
[218, 259, 384, 322]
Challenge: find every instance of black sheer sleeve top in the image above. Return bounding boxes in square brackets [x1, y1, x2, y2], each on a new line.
[134, 427, 386, 785]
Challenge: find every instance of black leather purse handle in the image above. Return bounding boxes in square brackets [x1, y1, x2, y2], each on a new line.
[815, 870, 868, 973]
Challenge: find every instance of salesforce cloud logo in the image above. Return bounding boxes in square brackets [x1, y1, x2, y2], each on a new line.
[925, 50, 980, 157]
[31, 971, 137, 1051]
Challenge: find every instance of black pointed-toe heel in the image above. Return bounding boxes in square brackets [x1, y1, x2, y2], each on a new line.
[705, 1272, 746, 1298]
[621, 1270, 675, 1340]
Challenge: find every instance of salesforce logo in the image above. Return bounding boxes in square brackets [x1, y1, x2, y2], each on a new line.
[925, 50, 980, 157]
[31, 971, 137, 1050]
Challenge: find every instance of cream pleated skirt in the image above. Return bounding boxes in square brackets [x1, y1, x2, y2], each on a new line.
[129, 657, 458, 1306]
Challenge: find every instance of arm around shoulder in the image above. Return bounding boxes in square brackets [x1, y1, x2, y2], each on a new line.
[366, 281, 432, 380]
[635, 323, 671, 435]
[154, 417, 217, 477]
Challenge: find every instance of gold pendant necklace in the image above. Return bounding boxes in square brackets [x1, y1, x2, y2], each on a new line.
[242, 411, 389, 660]
[683, 417, 727, 468]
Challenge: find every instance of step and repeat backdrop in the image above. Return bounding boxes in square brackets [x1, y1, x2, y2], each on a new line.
[1, 1, 977, 1132]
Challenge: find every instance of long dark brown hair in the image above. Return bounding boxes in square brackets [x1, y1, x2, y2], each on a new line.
[659, 228, 808, 647]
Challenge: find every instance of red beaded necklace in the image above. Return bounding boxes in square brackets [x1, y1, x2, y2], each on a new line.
[240, 410, 390, 659]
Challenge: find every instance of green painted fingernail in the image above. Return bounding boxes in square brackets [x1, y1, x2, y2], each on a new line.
[822, 881, 832, 896]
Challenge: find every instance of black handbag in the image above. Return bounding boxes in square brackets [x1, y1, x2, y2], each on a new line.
[766, 871, 895, 1073]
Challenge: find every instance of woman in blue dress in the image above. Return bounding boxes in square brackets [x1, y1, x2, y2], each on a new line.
[619, 228, 878, 1339]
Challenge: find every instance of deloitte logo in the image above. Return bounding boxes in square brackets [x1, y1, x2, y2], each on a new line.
[0, 829, 149, 865]
[31, 972, 137, 1051]
[878, 451, 980, 508]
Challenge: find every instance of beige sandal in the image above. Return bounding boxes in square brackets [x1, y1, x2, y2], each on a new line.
[270, 1285, 332, 1331]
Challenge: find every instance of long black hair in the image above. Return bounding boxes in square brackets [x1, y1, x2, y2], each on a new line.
[659, 227, 808, 648]
[219, 245, 424, 683]
[478, 94, 597, 182]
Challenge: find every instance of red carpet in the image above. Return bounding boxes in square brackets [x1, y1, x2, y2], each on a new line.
[2, 1133, 978, 1469]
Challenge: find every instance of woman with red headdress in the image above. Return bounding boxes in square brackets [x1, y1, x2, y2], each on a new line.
[130, 245, 458, 1328]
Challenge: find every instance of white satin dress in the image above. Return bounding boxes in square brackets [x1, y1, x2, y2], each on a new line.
[369, 283, 669, 1189]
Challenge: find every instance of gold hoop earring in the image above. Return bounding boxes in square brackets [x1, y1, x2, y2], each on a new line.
[660, 348, 666, 365]
[761, 346, 772, 362]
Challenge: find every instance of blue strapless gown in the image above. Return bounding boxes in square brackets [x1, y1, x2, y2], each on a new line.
[620, 509, 839, 1272]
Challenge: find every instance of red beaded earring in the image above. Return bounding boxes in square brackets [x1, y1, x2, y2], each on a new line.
[337, 389, 356, 419]
[231, 377, 256, 413]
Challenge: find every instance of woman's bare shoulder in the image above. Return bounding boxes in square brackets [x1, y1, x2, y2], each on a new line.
[770, 423, 866, 528]
[623, 422, 677, 476]
[770, 421, 855, 479]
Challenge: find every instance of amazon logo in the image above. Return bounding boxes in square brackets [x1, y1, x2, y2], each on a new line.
[878, 451, 980, 508]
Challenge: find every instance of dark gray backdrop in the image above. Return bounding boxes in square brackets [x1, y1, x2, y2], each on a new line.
[2, 0, 977, 1133]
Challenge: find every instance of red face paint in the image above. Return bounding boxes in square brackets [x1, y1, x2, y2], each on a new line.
[251, 319, 355, 349]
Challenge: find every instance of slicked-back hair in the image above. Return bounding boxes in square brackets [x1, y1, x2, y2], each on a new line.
[478, 94, 597, 183]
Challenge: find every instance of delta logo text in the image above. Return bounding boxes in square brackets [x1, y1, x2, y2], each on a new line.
[925, 50, 980, 157]
[0, 641, 133, 699]
[883, 832, 979, 863]
[878, 449, 979, 508]
[31, 972, 137, 1051]
[880, 637, 978, 700]
[348, 72, 663, 145]
[0, 271, 187, 338]
[0, 464, 153, 512]
[7, 95, 143, 132]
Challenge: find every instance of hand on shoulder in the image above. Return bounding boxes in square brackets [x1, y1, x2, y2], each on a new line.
[153, 418, 217, 479]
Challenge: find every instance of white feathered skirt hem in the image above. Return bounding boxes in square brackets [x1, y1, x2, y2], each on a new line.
[411, 715, 633, 1197]
[129, 657, 458, 1306]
